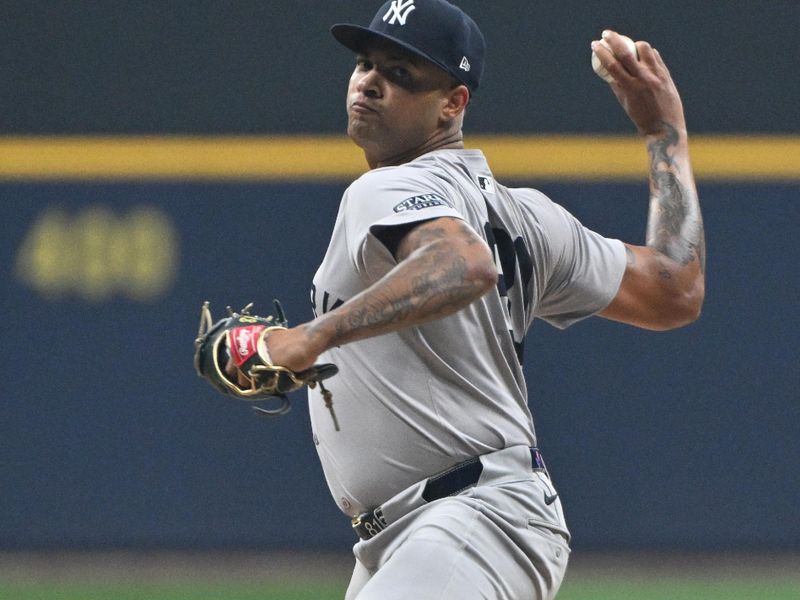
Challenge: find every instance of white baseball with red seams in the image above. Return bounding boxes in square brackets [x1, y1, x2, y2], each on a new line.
[592, 34, 638, 83]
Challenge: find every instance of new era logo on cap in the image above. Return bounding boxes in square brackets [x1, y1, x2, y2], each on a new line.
[383, 0, 416, 26]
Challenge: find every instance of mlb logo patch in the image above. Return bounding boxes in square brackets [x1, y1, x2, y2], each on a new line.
[478, 176, 495, 193]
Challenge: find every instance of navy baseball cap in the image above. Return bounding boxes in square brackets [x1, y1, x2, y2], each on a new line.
[331, 0, 485, 93]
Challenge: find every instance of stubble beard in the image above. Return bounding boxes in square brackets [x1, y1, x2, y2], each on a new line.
[347, 116, 396, 161]
[347, 114, 444, 167]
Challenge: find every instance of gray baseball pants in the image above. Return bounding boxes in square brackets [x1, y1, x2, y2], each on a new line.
[344, 445, 571, 600]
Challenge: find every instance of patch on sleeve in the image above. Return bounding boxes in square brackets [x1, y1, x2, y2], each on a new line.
[393, 193, 450, 213]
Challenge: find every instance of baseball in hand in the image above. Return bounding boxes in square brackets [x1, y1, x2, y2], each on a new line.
[591, 34, 638, 83]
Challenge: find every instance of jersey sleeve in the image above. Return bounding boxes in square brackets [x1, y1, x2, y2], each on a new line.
[342, 166, 464, 273]
[533, 200, 627, 329]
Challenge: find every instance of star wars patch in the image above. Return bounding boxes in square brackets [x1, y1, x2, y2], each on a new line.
[393, 193, 450, 213]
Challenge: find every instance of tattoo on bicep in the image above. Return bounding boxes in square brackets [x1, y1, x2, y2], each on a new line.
[405, 225, 447, 248]
[646, 122, 706, 273]
[396, 225, 447, 261]
[456, 221, 481, 245]
[331, 250, 477, 344]
[411, 255, 471, 310]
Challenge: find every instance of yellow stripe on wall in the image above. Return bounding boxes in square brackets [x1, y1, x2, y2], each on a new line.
[0, 135, 798, 181]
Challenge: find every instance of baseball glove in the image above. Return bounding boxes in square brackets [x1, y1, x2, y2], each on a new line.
[193, 300, 339, 425]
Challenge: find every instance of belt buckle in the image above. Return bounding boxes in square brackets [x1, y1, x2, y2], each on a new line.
[351, 506, 388, 540]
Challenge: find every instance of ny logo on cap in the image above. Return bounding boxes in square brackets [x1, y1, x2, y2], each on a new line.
[383, 0, 416, 26]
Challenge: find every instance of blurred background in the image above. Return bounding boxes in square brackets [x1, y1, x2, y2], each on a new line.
[1, 1, 798, 598]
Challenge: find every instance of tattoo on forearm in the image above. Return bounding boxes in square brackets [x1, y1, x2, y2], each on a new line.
[331, 245, 479, 345]
[646, 122, 706, 273]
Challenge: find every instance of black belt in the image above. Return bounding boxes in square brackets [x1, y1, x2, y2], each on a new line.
[352, 447, 547, 541]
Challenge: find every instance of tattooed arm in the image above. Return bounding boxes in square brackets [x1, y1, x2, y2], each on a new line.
[594, 30, 705, 330]
[260, 217, 496, 371]
[600, 123, 705, 329]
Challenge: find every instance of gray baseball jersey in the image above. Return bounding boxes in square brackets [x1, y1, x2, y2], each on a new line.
[309, 148, 625, 516]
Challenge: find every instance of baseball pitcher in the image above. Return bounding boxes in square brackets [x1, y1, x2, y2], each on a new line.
[195, 1, 705, 598]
